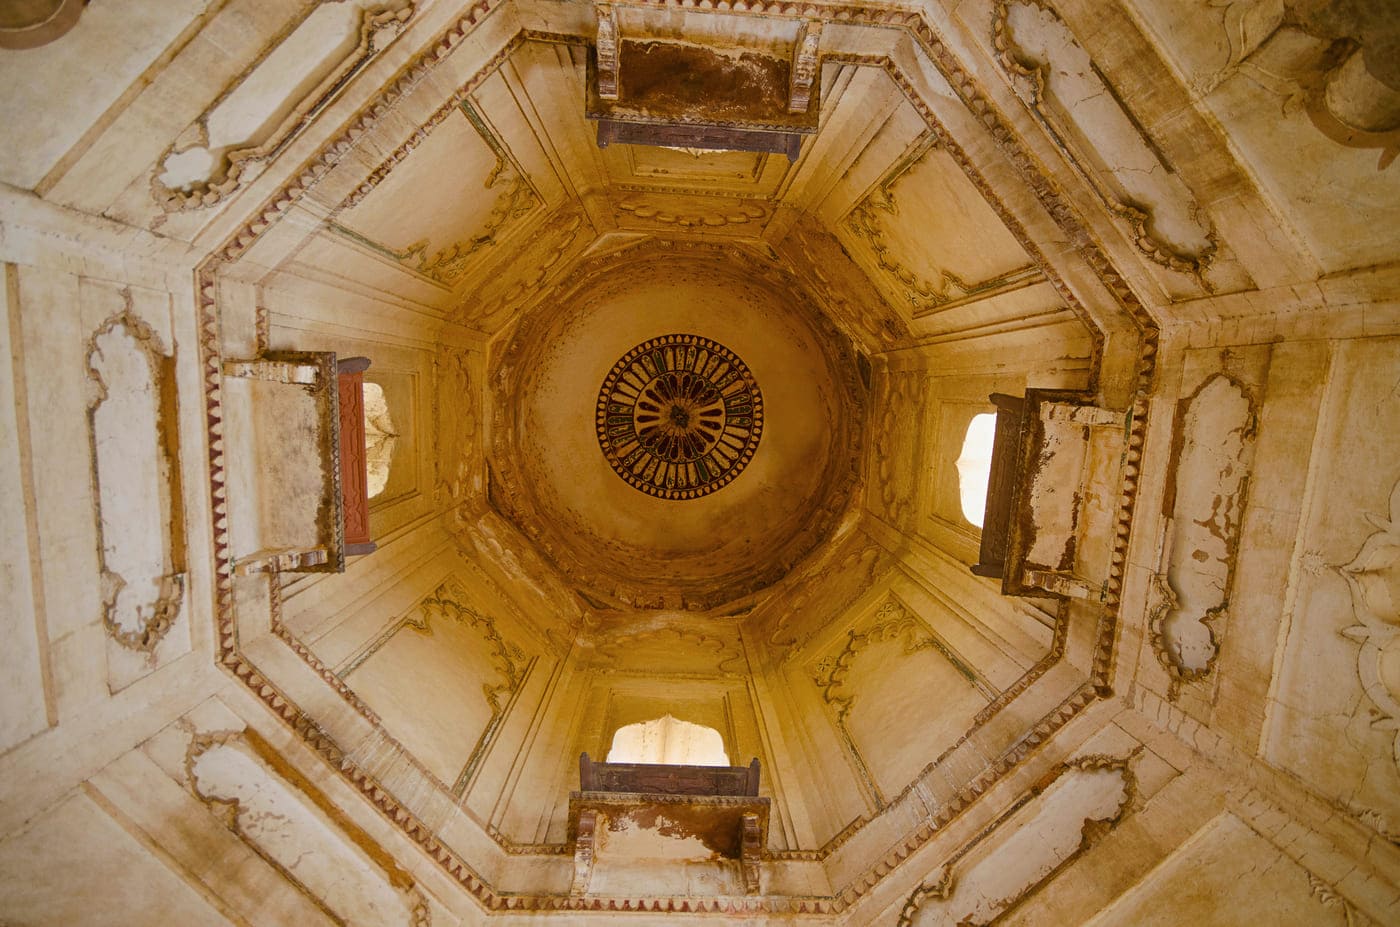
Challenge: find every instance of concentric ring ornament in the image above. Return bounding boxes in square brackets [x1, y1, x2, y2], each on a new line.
[596, 334, 763, 499]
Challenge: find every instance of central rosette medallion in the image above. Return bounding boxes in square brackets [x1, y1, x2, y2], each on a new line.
[596, 334, 763, 499]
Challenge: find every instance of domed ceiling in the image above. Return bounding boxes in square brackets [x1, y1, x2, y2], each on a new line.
[490, 244, 864, 610]
[18, 0, 1399, 919]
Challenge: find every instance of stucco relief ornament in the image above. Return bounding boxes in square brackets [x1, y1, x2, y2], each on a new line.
[1339, 479, 1400, 765]
[596, 334, 762, 500]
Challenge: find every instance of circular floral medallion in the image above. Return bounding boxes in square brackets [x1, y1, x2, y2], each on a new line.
[596, 334, 763, 499]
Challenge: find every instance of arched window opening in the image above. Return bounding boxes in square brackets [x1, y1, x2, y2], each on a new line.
[362, 381, 398, 500]
[606, 715, 729, 766]
[957, 413, 997, 528]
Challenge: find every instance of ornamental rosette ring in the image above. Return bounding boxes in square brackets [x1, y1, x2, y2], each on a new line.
[596, 334, 762, 499]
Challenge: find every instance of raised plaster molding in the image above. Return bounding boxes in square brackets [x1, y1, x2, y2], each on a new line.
[615, 197, 767, 227]
[1338, 477, 1400, 768]
[843, 135, 1046, 314]
[810, 597, 990, 808]
[826, 50, 1158, 400]
[593, 625, 747, 676]
[783, 219, 910, 351]
[85, 304, 185, 653]
[186, 731, 432, 926]
[431, 346, 478, 505]
[767, 538, 885, 659]
[457, 208, 590, 330]
[812, 598, 986, 721]
[1149, 373, 1257, 699]
[1307, 871, 1373, 927]
[156, 2, 414, 212]
[873, 369, 919, 527]
[338, 577, 531, 795]
[993, 0, 1220, 278]
[154, 3, 416, 212]
[331, 103, 541, 287]
[896, 753, 1136, 927]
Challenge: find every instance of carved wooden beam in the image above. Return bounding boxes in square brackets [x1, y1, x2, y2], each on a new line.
[595, 2, 620, 101]
[576, 754, 762, 796]
[596, 119, 803, 161]
[972, 392, 1025, 579]
[789, 20, 823, 114]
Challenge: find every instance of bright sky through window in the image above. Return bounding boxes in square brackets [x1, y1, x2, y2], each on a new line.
[956, 413, 996, 528]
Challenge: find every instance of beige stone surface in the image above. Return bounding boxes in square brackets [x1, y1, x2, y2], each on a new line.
[1, 0, 1399, 923]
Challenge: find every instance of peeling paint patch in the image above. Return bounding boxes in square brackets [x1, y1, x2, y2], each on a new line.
[1151, 374, 1257, 694]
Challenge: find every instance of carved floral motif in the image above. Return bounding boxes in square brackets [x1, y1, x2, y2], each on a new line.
[1210, 0, 1400, 169]
[1339, 478, 1400, 766]
[596, 334, 763, 500]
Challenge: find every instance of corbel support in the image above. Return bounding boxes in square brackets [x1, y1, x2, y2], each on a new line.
[1042, 401, 1122, 427]
[595, 3, 620, 100]
[222, 358, 322, 386]
[1023, 568, 1097, 599]
[571, 809, 598, 894]
[741, 811, 762, 895]
[789, 20, 823, 113]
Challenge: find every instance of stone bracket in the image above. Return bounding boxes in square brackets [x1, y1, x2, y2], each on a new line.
[222, 358, 323, 386]
[1043, 401, 1122, 427]
[595, 2, 619, 100]
[571, 808, 597, 894]
[741, 811, 762, 895]
[236, 547, 331, 575]
[789, 21, 823, 113]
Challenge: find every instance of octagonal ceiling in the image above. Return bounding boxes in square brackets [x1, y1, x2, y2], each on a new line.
[174, 8, 1153, 620]
[174, 4, 1153, 907]
[13, 0, 1398, 919]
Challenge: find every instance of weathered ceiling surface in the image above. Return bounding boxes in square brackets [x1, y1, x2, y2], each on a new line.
[188, 3, 1155, 909]
[490, 242, 865, 610]
[4, 0, 1400, 923]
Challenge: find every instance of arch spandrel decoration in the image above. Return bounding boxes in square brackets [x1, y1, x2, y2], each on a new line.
[596, 333, 762, 500]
